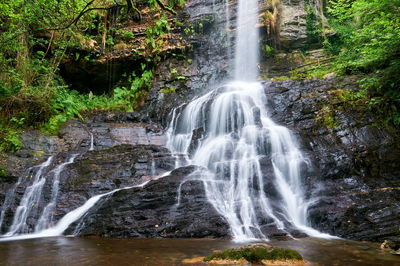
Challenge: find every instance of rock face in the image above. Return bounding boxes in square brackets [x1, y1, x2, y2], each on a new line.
[263, 77, 400, 242]
[0, 142, 176, 234]
[74, 166, 229, 238]
[279, 0, 308, 50]
[142, 0, 233, 125]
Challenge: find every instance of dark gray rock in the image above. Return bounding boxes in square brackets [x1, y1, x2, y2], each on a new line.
[0, 144, 175, 234]
[16, 131, 59, 158]
[263, 77, 400, 242]
[73, 166, 230, 238]
[141, 0, 233, 126]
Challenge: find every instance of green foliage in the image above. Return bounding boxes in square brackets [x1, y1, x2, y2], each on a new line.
[168, 0, 186, 9]
[161, 87, 176, 94]
[204, 247, 303, 263]
[308, 0, 400, 127]
[0, 0, 184, 150]
[116, 30, 135, 41]
[305, 3, 324, 47]
[146, 15, 171, 51]
[40, 79, 153, 135]
[113, 65, 154, 110]
[0, 130, 22, 152]
[317, 105, 340, 129]
[263, 44, 275, 58]
[0, 168, 8, 178]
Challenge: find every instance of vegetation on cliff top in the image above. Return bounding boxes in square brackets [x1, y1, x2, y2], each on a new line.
[0, 0, 185, 151]
[303, 0, 400, 127]
[1, 0, 399, 151]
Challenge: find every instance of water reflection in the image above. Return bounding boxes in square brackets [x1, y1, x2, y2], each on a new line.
[0, 237, 399, 265]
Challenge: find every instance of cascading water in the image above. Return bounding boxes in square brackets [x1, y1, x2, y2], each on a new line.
[167, 0, 332, 241]
[1, 154, 80, 236]
[0, 181, 150, 242]
[3, 156, 54, 236]
[35, 154, 79, 231]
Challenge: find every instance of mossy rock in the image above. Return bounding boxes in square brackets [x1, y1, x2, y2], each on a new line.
[204, 243, 304, 264]
[0, 167, 17, 183]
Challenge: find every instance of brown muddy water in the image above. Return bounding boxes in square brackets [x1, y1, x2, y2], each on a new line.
[0, 237, 399, 265]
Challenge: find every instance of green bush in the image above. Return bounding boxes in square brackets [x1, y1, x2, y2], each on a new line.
[308, 0, 400, 127]
[0, 130, 22, 152]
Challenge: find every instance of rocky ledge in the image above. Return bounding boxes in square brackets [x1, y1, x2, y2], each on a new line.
[263, 77, 400, 242]
[72, 166, 229, 238]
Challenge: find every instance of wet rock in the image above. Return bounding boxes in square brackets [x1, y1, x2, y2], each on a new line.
[188, 127, 205, 154]
[263, 77, 400, 242]
[0, 144, 175, 233]
[60, 115, 166, 151]
[59, 120, 90, 152]
[15, 131, 59, 158]
[141, 0, 232, 125]
[381, 240, 400, 255]
[73, 166, 230, 238]
[54, 144, 175, 220]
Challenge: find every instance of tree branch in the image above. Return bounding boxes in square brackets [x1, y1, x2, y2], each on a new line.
[154, 0, 177, 15]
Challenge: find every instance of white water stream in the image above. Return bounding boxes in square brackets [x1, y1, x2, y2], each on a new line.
[3, 156, 54, 236]
[35, 154, 79, 231]
[89, 132, 95, 151]
[0, 181, 149, 242]
[166, 0, 332, 241]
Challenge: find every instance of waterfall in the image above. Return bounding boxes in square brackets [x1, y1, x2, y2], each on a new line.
[1, 155, 80, 236]
[0, 149, 151, 241]
[35, 154, 79, 232]
[3, 156, 54, 236]
[166, 0, 332, 241]
[234, 0, 259, 81]
[0, 159, 54, 232]
[89, 132, 95, 151]
[0, 181, 150, 242]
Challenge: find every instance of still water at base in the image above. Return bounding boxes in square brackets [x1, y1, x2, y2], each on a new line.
[0, 237, 399, 265]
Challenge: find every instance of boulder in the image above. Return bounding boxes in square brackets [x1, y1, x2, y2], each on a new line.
[73, 166, 230, 238]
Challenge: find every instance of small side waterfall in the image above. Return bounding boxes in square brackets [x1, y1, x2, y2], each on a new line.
[35, 154, 79, 232]
[89, 133, 95, 151]
[3, 156, 54, 236]
[0, 181, 150, 242]
[166, 0, 332, 241]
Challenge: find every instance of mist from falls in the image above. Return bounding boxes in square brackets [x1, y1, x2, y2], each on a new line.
[166, 0, 331, 241]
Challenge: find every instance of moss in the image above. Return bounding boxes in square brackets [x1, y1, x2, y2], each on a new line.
[204, 245, 303, 263]
[0, 167, 8, 182]
[316, 105, 340, 129]
[0, 167, 17, 183]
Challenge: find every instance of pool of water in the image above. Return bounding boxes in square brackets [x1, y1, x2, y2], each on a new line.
[0, 237, 399, 265]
